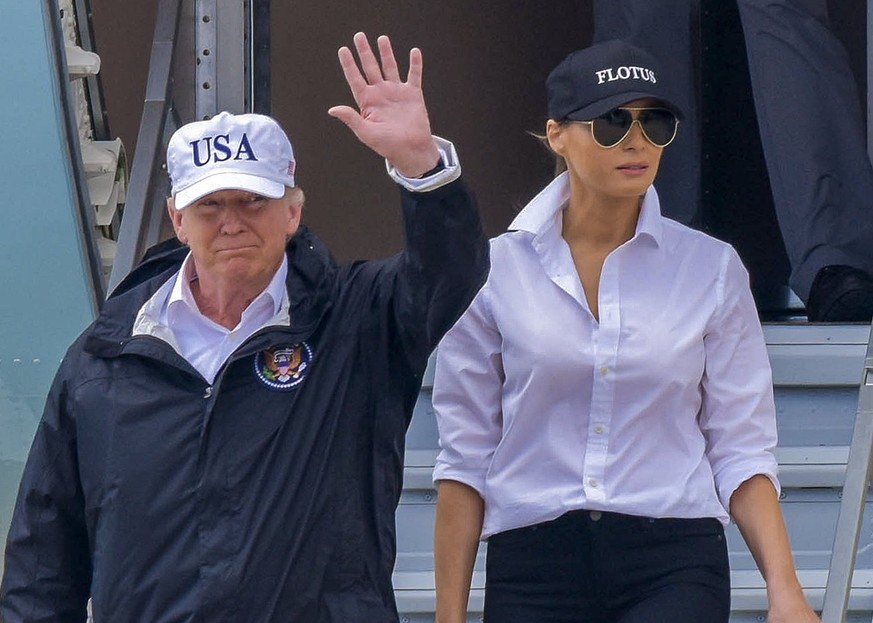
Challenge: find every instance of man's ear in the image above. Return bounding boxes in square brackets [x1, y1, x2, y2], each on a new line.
[167, 197, 188, 244]
[284, 202, 302, 238]
[284, 187, 305, 237]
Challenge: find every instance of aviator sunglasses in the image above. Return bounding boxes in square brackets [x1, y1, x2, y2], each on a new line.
[575, 107, 679, 148]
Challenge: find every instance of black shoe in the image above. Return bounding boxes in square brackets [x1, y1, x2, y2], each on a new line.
[806, 265, 873, 322]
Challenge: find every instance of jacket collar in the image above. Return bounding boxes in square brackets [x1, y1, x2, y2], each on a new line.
[84, 226, 336, 357]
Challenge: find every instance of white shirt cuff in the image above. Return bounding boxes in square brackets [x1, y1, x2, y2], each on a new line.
[385, 136, 462, 192]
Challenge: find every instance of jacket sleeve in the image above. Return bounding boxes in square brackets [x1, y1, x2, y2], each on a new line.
[388, 167, 489, 373]
[0, 349, 92, 623]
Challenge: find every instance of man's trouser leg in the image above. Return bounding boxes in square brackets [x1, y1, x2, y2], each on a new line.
[736, 0, 873, 302]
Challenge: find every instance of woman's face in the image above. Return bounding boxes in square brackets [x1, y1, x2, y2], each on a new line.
[546, 98, 667, 201]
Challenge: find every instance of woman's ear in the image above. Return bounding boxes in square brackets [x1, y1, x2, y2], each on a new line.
[546, 119, 565, 156]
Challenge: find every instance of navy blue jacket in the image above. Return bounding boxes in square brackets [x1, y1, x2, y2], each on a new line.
[0, 178, 488, 622]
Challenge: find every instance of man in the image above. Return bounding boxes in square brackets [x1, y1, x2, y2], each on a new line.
[0, 33, 488, 622]
[593, 0, 873, 321]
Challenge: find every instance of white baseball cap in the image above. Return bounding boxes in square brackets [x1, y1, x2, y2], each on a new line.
[167, 111, 296, 210]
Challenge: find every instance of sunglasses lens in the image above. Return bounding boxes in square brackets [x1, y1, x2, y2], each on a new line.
[588, 108, 678, 147]
[639, 109, 678, 147]
[591, 109, 633, 147]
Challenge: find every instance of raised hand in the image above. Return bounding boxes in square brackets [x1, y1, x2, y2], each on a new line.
[328, 32, 441, 178]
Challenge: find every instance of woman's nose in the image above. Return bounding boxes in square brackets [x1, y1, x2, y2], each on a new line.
[622, 120, 647, 148]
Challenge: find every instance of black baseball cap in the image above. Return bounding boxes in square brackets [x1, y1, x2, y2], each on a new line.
[546, 40, 684, 122]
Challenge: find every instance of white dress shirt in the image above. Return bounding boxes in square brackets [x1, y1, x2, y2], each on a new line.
[133, 254, 290, 384]
[432, 172, 779, 539]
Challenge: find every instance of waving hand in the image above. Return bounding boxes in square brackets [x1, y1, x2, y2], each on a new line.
[328, 32, 441, 178]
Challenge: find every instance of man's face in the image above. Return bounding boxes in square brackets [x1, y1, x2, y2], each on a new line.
[168, 188, 302, 288]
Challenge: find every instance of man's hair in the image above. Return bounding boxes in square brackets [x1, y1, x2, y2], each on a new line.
[287, 186, 305, 206]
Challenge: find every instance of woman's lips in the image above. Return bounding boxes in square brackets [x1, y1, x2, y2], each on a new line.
[617, 162, 649, 175]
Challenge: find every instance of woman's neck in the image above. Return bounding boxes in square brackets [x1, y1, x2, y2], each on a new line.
[561, 187, 643, 251]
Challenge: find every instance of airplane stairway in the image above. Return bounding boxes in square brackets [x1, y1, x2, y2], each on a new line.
[0, 0, 124, 578]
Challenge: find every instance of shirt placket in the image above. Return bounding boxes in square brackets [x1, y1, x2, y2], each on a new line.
[583, 252, 621, 503]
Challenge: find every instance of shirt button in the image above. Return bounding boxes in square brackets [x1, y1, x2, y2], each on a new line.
[589, 511, 602, 521]
[204, 386, 213, 398]
[588, 478, 598, 488]
[594, 424, 604, 434]
[600, 366, 609, 376]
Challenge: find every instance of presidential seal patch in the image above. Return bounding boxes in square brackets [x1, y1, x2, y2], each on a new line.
[254, 342, 313, 390]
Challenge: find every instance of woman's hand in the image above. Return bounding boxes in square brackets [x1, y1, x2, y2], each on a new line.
[766, 581, 820, 622]
[730, 476, 821, 623]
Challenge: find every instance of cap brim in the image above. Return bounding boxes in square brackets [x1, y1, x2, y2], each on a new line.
[564, 92, 684, 121]
[173, 172, 287, 210]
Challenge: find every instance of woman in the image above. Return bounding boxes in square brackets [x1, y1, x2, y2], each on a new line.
[432, 40, 819, 623]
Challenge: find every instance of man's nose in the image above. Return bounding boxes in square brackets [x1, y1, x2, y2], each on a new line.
[219, 205, 246, 233]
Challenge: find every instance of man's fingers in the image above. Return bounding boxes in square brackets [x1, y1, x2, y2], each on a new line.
[352, 32, 384, 85]
[407, 48, 423, 89]
[327, 105, 363, 134]
[337, 46, 367, 104]
[377, 35, 401, 82]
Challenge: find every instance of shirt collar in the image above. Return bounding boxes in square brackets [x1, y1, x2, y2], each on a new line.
[508, 172, 664, 247]
[635, 185, 663, 247]
[167, 252, 289, 323]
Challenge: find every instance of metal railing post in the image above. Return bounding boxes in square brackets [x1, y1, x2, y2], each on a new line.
[107, 0, 182, 293]
[250, 0, 270, 114]
[821, 326, 873, 622]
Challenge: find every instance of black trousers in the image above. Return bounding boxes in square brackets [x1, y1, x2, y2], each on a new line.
[484, 510, 730, 623]
[593, 0, 873, 301]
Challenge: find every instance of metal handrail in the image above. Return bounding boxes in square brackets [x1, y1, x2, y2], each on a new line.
[819, 2, 873, 620]
[820, 327, 873, 622]
[72, 0, 110, 141]
[106, 0, 183, 294]
[46, 0, 105, 308]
